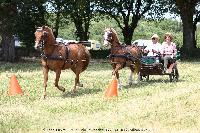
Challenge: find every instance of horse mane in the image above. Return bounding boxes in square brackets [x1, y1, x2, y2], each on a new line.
[44, 26, 55, 38]
[43, 26, 56, 43]
[109, 28, 120, 43]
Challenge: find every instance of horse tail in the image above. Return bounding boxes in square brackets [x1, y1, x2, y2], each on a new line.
[80, 44, 90, 72]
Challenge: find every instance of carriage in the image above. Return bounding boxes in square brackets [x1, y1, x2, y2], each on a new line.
[139, 54, 179, 82]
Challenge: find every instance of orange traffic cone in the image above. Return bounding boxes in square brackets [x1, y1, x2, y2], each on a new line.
[104, 76, 118, 98]
[8, 74, 23, 96]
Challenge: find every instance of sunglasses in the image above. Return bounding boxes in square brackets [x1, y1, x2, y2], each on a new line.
[152, 38, 156, 40]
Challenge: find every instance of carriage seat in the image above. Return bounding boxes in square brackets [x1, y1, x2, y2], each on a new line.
[141, 56, 160, 65]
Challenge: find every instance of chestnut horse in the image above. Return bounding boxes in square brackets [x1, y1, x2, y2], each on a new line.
[34, 26, 90, 98]
[103, 28, 142, 88]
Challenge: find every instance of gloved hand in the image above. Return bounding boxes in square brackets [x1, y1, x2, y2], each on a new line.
[152, 49, 157, 53]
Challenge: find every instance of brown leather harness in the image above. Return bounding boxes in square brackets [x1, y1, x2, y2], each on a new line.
[109, 45, 142, 68]
[40, 39, 78, 69]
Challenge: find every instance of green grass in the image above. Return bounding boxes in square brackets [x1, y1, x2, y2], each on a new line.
[0, 59, 200, 133]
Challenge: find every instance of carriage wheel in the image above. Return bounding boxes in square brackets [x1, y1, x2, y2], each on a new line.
[139, 72, 143, 81]
[169, 65, 179, 82]
[145, 75, 149, 81]
[174, 68, 179, 81]
[139, 74, 149, 82]
[169, 74, 173, 82]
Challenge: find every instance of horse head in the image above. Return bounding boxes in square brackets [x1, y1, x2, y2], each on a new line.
[34, 26, 55, 50]
[103, 28, 120, 47]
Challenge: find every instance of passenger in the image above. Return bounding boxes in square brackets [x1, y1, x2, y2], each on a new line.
[144, 34, 161, 56]
[161, 32, 177, 73]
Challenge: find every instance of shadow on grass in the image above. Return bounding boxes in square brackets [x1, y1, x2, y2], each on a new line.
[0, 59, 113, 73]
[62, 87, 102, 98]
[0, 60, 41, 73]
[123, 78, 184, 90]
[1, 58, 200, 73]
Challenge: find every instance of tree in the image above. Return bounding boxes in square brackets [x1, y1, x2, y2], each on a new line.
[64, 0, 96, 41]
[96, 0, 153, 45]
[159, 0, 200, 51]
[46, 0, 67, 38]
[0, 0, 48, 62]
[0, 1, 18, 62]
[16, 0, 47, 53]
[192, 1, 200, 48]
[175, 0, 199, 50]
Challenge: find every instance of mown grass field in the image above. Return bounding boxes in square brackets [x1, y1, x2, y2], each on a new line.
[0, 58, 200, 133]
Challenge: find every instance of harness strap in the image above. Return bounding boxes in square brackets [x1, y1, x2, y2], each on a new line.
[61, 46, 70, 69]
[41, 44, 71, 69]
[109, 53, 138, 68]
[109, 53, 137, 62]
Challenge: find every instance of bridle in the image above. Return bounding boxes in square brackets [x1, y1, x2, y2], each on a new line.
[104, 31, 112, 40]
[103, 28, 142, 65]
[103, 30, 113, 46]
[35, 28, 48, 51]
[34, 27, 71, 67]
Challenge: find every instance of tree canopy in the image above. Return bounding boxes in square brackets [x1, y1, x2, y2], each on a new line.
[1, 0, 200, 62]
[95, 0, 153, 44]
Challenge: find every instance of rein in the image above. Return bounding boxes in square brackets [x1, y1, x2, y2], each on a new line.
[108, 44, 142, 68]
[110, 45, 141, 60]
[109, 53, 138, 66]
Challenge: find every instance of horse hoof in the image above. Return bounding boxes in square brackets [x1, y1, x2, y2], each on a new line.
[133, 81, 138, 84]
[58, 86, 65, 92]
[62, 87, 65, 92]
[77, 83, 83, 87]
[71, 90, 77, 94]
[43, 95, 46, 99]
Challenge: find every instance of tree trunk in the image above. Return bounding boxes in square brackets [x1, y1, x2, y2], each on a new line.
[53, 12, 61, 38]
[193, 25, 197, 49]
[83, 19, 90, 41]
[74, 18, 84, 41]
[122, 27, 134, 45]
[181, 16, 195, 50]
[1, 34, 15, 62]
[73, 17, 89, 41]
[121, 18, 138, 45]
[175, 0, 197, 52]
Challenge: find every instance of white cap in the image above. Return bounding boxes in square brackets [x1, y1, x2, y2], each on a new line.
[151, 34, 159, 39]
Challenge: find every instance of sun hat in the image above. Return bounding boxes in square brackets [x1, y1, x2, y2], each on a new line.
[151, 34, 159, 39]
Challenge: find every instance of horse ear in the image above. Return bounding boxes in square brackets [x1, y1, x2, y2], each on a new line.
[43, 31, 48, 37]
[42, 25, 46, 30]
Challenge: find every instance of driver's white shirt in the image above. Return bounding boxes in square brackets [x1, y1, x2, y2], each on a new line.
[145, 42, 161, 56]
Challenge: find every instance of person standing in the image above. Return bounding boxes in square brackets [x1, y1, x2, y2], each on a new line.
[161, 32, 177, 73]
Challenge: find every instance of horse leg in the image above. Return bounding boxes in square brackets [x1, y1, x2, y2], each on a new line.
[73, 72, 81, 93]
[128, 69, 134, 86]
[54, 69, 65, 92]
[133, 60, 141, 84]
[43, 66, 49, 99]
[71, 67, 83, 93]
[71, 68, 83, 87]
[112, 64, 123, 89]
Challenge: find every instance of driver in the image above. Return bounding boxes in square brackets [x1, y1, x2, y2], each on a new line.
[144, 34, 161, 56]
